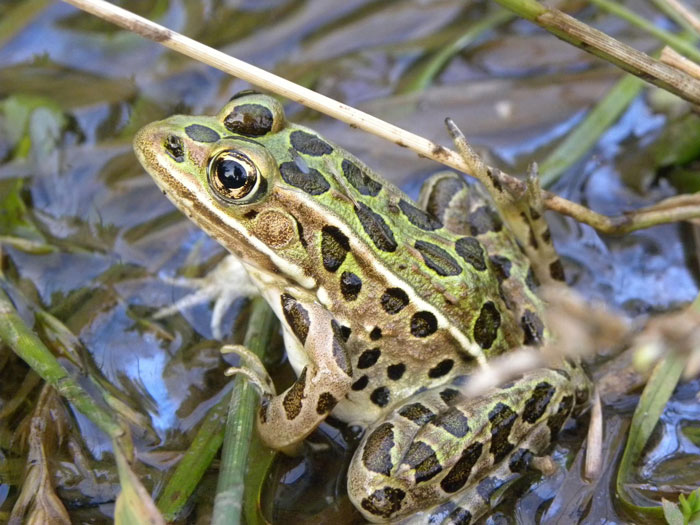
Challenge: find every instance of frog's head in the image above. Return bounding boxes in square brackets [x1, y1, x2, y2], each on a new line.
[134, 92, 304, 272]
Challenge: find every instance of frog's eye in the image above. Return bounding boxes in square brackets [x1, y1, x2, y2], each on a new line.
[208, 150, 259, 203]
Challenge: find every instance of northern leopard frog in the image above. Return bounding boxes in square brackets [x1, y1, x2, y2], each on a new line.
[133, 92, 591, 523]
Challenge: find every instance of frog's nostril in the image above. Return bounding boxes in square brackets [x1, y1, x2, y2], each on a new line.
[164, 134, 185, 163]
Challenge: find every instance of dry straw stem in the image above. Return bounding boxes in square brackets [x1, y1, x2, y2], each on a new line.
[661, 46, 700, 80]
[62, 0, 700, 233]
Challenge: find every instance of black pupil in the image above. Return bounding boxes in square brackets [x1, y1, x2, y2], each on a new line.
[216, 159, 248, 189]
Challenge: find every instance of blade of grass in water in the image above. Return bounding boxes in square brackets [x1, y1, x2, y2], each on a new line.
[615, 353, 685, 520]
[156, 388, 230, 520]
[539, 75, 644, 187]
[213, 297, 277, 525]
[399, 9, 514, 94]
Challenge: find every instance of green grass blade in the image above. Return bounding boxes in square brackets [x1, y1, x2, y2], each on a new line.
[539, 74, 643, 187]
[213, 297, 277, 525]
[616, 353, 685, 520]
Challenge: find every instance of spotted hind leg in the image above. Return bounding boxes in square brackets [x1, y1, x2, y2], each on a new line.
[418, 171, 548, 348]
[347, 367, 586, 523]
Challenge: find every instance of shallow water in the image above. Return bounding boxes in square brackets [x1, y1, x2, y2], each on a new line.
[1, 0, 699, 523]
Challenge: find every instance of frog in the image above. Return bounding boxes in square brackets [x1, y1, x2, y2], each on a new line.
[133, 91, 592, 524]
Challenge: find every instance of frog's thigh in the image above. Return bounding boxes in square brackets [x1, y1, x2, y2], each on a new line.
[347, 368, 577, 523]
[257, 296, 353, 454]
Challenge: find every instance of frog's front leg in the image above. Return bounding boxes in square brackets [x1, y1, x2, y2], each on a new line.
[256, 292, 353, 455]
[348, 367, 587, 523]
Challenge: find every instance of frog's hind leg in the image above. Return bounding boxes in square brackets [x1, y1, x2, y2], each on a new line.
[418, 172, 547, 347]
[347, 368, 583, 523]
[444, 120, 565, 286]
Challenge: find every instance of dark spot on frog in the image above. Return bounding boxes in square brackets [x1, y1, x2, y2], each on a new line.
[522, 382, 556, 423]
[521, 310, 544, 346]
[360, 486, 406, 519]
[290, 130, 333, 157]
[403, 441, 442, 483]
[398, 403, 435, 426]
[330, 320, 352, 376]
[542, 227, 551, 243]
[381, 288, 409, 314]
[411, 311, 438, 338]
[164, 134, 184, 162]
[473, 301, 501, 349]
[355, 202, 397, 252]
[387, 363, 406, 380]
[316, 392, 337, 414]
[184, 124, 220, 143]
[454, 237, 486, 271]
[488, 402, 516, 462]
[414, 240, 462, 277]
[440, 442, 482, 493]
[439, 388, 460, 405]
[320, 225, 350, 272]
[358, 348, 381, 369]
[428, 359, 454, 378]
[339, 325, 352, 341]
[224, 103, 273, 136]
[547, 395, 573, 436]
[340, 271, 362, 301]
[369, 326, 383, 340]
[282, 367, 307, 420]
[398, 199, 442, 231]
[352, 375, 369, 391]
[371, 386, 390, 407]
[489, 255, 511, 281]
[280, 294, 310, 345]
[361, 423, 396, 475]
[279, 161, 330, 195]
[243, 210, 258, 220]
[549, 259, 566, 282]
[342, 159, 383, 196]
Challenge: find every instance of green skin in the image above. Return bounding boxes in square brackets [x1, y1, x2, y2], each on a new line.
[133, 93, 591, 523]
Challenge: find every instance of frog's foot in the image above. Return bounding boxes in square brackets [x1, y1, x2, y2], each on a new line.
[221, 344, 275, 397]
[153, 255, 258, 339]
[348, 366, 589, 523]
[445, 119, 565, 286]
